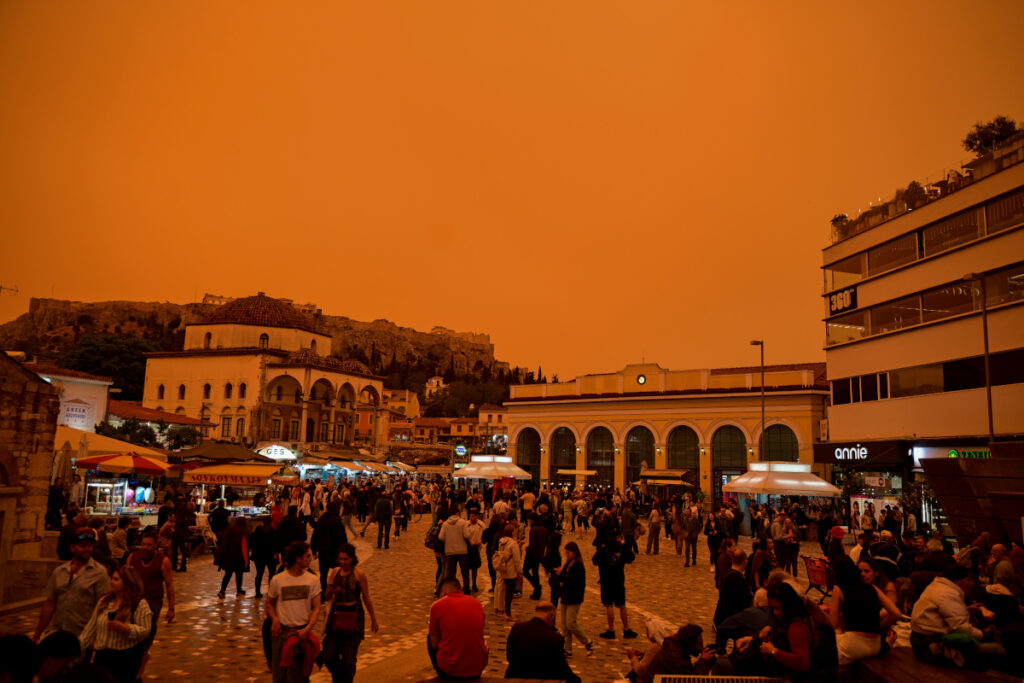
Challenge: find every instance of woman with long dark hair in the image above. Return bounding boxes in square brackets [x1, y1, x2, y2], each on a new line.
[217, 516, 250, 599]
[79, 565, 153, 683]
[323, 543, 379, 683]
[829, 557, 900, 669]
[558, 541, 594, 656]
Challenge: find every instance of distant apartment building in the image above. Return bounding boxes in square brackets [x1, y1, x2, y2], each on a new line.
[478, 403, 508, 451]
[818, 134, 1024, 543]
[384, 389, 421, 419]
[424, 376, 447, 399]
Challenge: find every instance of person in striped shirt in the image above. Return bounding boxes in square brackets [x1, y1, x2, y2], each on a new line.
[78, 565, 153, 683]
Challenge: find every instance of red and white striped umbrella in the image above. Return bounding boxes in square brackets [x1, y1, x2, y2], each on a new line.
[74, 452, 170, 476]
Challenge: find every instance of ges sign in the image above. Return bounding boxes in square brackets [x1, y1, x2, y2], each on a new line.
[834, 444, 868, 461]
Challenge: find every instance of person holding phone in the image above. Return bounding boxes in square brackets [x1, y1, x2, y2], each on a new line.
[626, 623, 715, 682]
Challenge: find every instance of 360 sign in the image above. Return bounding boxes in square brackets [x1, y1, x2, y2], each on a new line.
[828, 287, 858, 315]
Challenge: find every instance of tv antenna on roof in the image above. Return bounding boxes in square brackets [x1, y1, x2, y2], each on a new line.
[0, 284, 18, 296]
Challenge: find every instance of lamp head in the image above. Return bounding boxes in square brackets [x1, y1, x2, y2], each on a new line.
[750, 340, 763, 346]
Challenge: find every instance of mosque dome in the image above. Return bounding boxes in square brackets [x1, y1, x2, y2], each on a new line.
[202, 293, 319, 334]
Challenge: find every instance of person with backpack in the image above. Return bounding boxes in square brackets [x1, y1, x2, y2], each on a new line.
[594, 536, 637, 639]
[493, 524, 522, 619]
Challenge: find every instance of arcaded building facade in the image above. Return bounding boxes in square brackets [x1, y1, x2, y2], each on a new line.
[504, 362, 828, 502]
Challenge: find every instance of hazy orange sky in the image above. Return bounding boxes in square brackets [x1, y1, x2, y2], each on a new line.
[2, 2, 1023, 378]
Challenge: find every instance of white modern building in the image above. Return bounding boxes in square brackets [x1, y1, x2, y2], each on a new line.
[817, 134, 1024, 542]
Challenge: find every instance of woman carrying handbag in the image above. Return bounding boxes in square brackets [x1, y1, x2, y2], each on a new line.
[323, 543, 379, 683]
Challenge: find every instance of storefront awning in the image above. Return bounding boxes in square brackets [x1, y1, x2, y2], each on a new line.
[639, 468, 690, 479]
[454, 457, 532, 480]
[416, 465, 451, 475]
[183, 463, 284, 486]
[388, 461, 416, 472]
[359, 462, 393, 473]
[634, 478, 695, 487]
[723, 462, 840, 497]
[556, 469, 597, 476]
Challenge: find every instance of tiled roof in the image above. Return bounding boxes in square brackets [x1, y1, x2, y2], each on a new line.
[201, 293, 320, 334]
[23, 364, 114, 384]
[414, 417, 450, 428]
[478, 403, 506, 411]
[108, 399, 214, 426]
[450, 417, 477, 423]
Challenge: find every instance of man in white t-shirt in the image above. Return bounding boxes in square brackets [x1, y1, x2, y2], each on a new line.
[492, 494, 510, 520]
[267, 541, 322, 683]
[519, 490, 536, 523]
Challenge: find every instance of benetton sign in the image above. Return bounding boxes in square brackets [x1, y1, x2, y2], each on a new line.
[813, 440, 906, 467]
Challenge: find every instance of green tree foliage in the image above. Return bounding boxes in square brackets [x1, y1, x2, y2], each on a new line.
[95, 418, 158, 447]
[421, 380, 510, 418]
[62, 334, 159, 400]
[963, 115, 1018, 157]
[164, 425, 199, 450]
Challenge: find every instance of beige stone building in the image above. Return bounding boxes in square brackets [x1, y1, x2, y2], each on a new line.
[0, 353, 61, 605]
[505, 362, 829, 502]
[142, 294, 387, 451]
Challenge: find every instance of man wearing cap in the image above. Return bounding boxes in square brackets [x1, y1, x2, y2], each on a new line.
[33, 527, 111, 641]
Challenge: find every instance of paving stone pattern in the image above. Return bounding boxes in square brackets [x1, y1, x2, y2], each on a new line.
[0, 518, 822, 682]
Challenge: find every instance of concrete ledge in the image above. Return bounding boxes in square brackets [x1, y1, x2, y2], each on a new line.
[0, 595, 44, 616]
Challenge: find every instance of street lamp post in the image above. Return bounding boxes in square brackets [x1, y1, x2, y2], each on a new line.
[750, 340, 765, 460]
[963, 273, 995, 445]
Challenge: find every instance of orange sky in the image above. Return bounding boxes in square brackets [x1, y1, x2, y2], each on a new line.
[2, 2, 1023, 378]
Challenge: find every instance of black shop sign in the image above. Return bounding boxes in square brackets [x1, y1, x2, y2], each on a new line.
[813, 440, 906, 468]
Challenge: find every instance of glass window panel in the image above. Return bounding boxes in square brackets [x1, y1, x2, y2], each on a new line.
[986, 262, 1024, 306]
[870, 295, 922, 334]
[985, 188, 1024, 234]
[551, 427, 576, 468]
[922, 210, 980, 256]
[518, 429, 541, 465]
[763, 425, 798, 462]
[879, 373, 889, 399]
[921, 283, 977, 324]
[860, 374, 878, 402]
[832, 378, 851, 405]
[711, 426, 747, 469]
[824, 254, 864, 291]
[991, 348, 1024, 386]
[851, 376, 861, 402]
[867, 233, 918, 276]
[943, 357, 985, 392]
[826, 311, 868, 345]
[890, 364, 944, 398]
[667, 426, 700, 470]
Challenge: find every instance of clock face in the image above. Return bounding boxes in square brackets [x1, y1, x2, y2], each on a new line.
[637, 374, 646, 385]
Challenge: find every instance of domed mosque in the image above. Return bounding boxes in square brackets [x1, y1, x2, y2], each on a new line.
[141, 293, 386, 451]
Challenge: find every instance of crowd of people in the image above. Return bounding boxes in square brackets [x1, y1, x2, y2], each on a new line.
[16, 475, 1024, 682]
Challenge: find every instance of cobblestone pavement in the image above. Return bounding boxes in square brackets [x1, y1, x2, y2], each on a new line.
[0, 518, 823, 682]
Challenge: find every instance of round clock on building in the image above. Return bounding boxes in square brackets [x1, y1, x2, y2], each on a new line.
[637, 374, 646, 385]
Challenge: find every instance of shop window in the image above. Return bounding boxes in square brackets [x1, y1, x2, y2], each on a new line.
[923, 209, 980, 257]
[667, 426, 699, 470]
[157, 384, 165, 400]
[259, 333, 269, 349]
[551, 427, 576, 470]
[985, 187, 1024, 234]
[867, 232, 917, 276]
[762, 424, 798, 462]
[870, 295, 921, 335]
[832, 378, 851, 405]
[289, 420, 300, 440]
[824, 253, 864, 291]
[221, 417, 231, 438]
[178, 384, 186, 400]
[826, 310, 868, 346]
[239, 383, 247, 399]
[225, 383, 233, 399]
[203, 384, 211, 399]
[271, 419, 282, 439]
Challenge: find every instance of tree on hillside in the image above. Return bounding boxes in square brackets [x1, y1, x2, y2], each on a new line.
[62, 334, 159, 400]
[963, 116, 1018, 157]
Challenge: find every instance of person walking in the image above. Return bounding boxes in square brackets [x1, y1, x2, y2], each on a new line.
[34, 527, 111, 641]
[596, 537, 637, 639]
[78, 565, 153, 683]
[217, 517, 250, 599]
[126, 530, 175, 681]
[645, 503, 662, 555]
[311, 501, 348, 594]
[322, 544, 379, 683]
[438, 507, 472, 595]
[267, 542, 322, 683]
[558, 541, 594, 657]
[682, 508, 701, 567]
[704, 513, 723, 573]
[373, 489, 393, 549]
[493, 524, 523, 619]
[170, 500, 196, 573]
[523, 513, 548, 600]
[465, 503, 484, 593]
[249, 516, 278, 599]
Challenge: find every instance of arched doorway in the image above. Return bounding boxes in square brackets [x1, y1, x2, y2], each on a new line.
[625, 426, 654, 488]
[586, 427, 614, 487]
[763, 424, 799, 462]
[517, 429, 541, 486]
[712, 425, 748, 503]
[550, 427, 576, 485]
[667, 425, 700, 486]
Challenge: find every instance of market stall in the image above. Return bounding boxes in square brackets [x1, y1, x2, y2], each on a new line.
[183, 462, 286, 518]
[453, 455, 532, 480]
[74, 452, 171, 524]
[721, 462, 842, 497]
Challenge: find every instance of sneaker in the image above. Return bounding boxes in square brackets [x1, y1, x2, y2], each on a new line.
[599, 630, 615, 639]
[623, 629, 638, 639]
[585, 641, 595, 655]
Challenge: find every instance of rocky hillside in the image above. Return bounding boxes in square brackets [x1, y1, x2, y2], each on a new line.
[0, 297, 504, 380]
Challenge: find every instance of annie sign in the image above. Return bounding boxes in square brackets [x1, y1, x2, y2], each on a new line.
[814, 440, 905, 467]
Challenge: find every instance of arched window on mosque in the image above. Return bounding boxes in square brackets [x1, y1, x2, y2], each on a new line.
[259, 333, 269, 349]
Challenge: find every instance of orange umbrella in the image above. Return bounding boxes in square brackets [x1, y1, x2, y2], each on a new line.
[74, 452, 170, 476]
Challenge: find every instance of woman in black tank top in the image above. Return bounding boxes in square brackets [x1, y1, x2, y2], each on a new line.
[322, 544, 379, 683]
[829, 557, 900, 668]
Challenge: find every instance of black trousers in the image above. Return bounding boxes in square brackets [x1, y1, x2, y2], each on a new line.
[376, 518, 392, 548]
[253, 558, 277, 595]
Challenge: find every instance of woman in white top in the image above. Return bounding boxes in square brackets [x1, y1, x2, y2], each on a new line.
[79, 565, 153, 683]
[646, 503, 663, 555]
